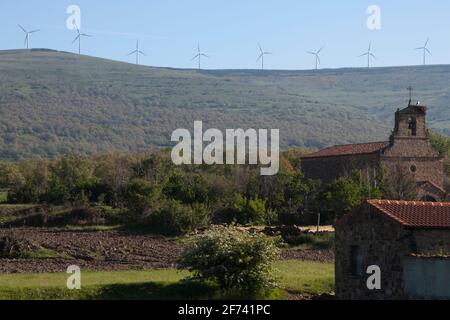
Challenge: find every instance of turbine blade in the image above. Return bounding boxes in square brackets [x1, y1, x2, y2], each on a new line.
[18, 24, 26, 33]
[370, 53, 377, 59]
[425, 38, 429, 47]
[81, 34, 92, 37]
[138, 51, 146, 56]
[201, 54, 210, 58]
[24, 35, 28, 46]
[359, 53, 368, 57]
[415, 47, 424, 50]
[265, 52, 272, 55]
[29, 29, 40, 34]
[72, 35, 80, 43]
[307, 51, 315, 55]
[317, 56, 321, 65]
[191, 54, 200, 60]
[127, 50, 138, 56]
[317, 46, 324, 54]
[258, 43, 263, 53]
[426, 48, 432, 55]
[256, 54, 263, 62]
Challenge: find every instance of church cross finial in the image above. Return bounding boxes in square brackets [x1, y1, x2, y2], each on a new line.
[407, 86, 413, 105]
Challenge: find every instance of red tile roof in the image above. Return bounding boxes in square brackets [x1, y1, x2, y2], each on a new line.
[302, 141, 389, 158]
[368, 200, 450, 229]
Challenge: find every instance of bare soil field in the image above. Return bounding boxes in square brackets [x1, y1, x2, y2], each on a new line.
[0, 228, 334, 274]
[0, 228, 183, 273]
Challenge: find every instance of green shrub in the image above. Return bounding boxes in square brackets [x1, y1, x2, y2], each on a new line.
[120, 179, 160, 217]
[215, 194, 268, 225]
[179, 226, 281, 292]
[146, 200, 210, 236]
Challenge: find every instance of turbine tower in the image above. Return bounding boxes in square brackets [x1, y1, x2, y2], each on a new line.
[191, 43, 209, 70]
[127, 40, 146, 65]
[415, 38, 432, 66]
[72, 23, 92, 55]
[359, 42, 377, 68]
[257, 43, 272, 70]
[18, 25, 40, 49]
[307, 46, 324, 70]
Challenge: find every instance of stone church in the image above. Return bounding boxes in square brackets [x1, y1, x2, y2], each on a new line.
[301, 102, 445, 201]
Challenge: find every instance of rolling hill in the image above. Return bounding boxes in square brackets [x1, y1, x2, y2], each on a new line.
[1, 49, 450, 161]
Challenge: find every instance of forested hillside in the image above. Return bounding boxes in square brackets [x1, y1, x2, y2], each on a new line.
[1, 49, 450, 160]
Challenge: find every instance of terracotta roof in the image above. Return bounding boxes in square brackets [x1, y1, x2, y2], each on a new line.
[302, 141, 390, 158]
[368, 200, 450, 229]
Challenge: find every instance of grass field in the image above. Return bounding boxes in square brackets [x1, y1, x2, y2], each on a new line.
[0, 260, 334, 300]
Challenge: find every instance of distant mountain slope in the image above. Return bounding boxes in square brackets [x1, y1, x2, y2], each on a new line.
[1, 49, 450, 160]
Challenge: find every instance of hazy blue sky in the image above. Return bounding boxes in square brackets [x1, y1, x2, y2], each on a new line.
[1, 0, 449, 69]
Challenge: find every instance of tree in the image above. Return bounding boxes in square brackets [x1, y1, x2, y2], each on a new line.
[317, 177, 363, 222]
[120, 179, 160, 215]
[0, 163, 25, 189]
[429, 131, 450, 157]
[93, 152, 137, 206]
[383, 164, 417, 200]
[146, 199, 210, 236]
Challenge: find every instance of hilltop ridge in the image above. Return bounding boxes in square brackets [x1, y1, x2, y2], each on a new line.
[1, 49, 450, 160]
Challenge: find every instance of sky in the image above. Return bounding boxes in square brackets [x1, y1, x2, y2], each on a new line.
[1, 0, 449, 70]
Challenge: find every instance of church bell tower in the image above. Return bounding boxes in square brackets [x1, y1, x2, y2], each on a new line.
[392, 102, 428, 139]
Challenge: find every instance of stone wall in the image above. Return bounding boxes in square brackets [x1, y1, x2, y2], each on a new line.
[301, 153, 380, 185]
[412, 229, 450, 255]
[381, 136, 444, 188]
[394, 109, 427, 138]
[335, 204, 450, 300]
[335, 207, 411, 300]
[381, 158, 444, 189]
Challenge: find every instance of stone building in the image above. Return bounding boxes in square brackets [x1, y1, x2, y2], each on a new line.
[335, 199, 450, 300]
[301, 102, 445, 201]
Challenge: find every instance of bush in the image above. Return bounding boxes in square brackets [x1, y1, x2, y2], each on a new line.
[214, 194, 269, 225]
[179, 226, 281, 292]
[145, 200, 210, 236]
[0, 232, 38, 258]
[120, 179, 160, 217]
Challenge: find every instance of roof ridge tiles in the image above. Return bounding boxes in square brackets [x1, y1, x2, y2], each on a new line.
[366, 199, 450, 229]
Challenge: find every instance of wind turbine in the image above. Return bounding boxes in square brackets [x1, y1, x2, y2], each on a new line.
[127, 40, 146, 65]
[191, 43, 209, 70]
[18, 25, 40, 49]
[359, 42, 377, 68]
[72, 23, 92, 55]
[415, 38, 432, 66]
[307, 46, 324, 70]
[257, 43, 272, 70]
